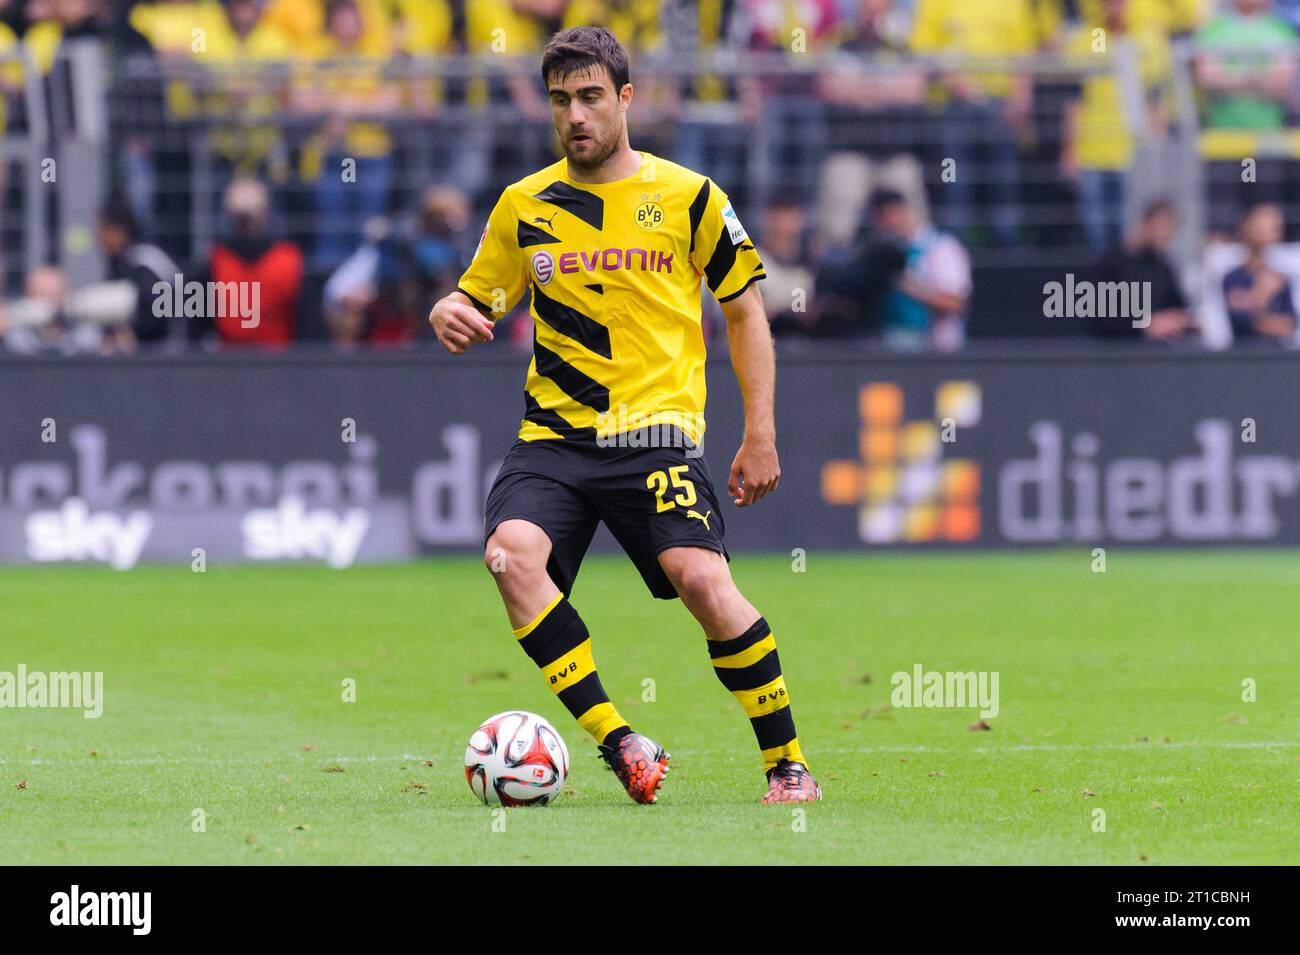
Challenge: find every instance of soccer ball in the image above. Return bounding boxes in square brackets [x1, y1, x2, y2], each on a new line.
[464, 710, 569, 806]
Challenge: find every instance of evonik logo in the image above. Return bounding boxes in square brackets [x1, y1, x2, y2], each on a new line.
[557, 248, 673, 275]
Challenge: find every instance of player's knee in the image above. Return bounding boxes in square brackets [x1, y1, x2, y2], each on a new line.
[484, 522, 549, 583]
[667, 553, 728, 614]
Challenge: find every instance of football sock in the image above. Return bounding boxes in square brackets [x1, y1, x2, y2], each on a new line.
[707, 616, 807, 772]
[513, 593, 632, 748]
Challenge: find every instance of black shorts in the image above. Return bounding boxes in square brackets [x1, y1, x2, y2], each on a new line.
[484, 428, 728, 600]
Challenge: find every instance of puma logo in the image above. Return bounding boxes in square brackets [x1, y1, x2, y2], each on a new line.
[686, 509, 711, 530]
[533, 213, 560, 230]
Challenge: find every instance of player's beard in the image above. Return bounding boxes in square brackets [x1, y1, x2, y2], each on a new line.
[562, 122, 621, 175]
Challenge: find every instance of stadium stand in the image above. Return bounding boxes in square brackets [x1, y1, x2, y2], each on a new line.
[2, 0, 1300, 351]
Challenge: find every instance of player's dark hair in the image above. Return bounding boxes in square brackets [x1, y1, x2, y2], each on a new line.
[541, 26, 631, 94]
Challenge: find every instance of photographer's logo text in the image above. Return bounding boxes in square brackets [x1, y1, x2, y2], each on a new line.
[0, 665, 103, 718]
[50, 886, 150, 935]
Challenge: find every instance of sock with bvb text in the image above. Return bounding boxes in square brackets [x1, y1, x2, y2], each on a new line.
[708, 616, 807, 772]
[513, 594, 632, 748]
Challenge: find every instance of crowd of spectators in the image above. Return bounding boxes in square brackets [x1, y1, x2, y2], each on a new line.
[2, 0, 1300, 353]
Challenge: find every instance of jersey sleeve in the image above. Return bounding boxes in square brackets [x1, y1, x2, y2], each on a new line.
[688, 179, 767, 303]
[456, 191, 527, 317]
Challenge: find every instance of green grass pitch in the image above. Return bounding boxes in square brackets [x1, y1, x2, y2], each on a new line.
[2, 551, 1297, 865]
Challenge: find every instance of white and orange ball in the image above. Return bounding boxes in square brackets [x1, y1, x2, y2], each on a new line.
[464, 710, 569, 806]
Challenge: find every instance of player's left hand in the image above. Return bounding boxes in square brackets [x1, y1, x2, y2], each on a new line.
[728, 437, 779, 507]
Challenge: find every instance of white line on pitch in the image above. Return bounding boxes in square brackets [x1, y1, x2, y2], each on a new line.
[2, 740, 1296, 766]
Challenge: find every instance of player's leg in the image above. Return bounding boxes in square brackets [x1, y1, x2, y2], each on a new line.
[484, 518, 562, 630]
[591, 430, 820, 802]
[654, 545, 757, 640]
[484, 453, 665, 803]
[657, 546, 821, 803]
[484, 518, 632, 753]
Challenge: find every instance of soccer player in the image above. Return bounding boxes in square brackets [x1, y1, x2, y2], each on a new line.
[428, 27, 821, 805]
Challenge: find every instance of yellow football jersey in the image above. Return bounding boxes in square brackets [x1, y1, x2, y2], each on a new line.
[457, 153, 765, 446]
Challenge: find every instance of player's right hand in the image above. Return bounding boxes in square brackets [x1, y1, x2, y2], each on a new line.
[429, 294, 495, 355]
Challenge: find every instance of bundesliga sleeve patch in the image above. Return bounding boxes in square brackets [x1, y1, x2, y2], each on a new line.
[472, 224, 487, 262]
[722, 203, 748, 246]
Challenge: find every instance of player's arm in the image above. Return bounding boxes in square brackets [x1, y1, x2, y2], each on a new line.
[720, 282, 779, 507]
[690, 179, 776, 507]
[429, 291, 495, 355]
[430, 191, 526, 355]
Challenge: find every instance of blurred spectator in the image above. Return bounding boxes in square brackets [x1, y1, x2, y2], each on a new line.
[1062, 0, 1171, 254]
[0, 0, 20, 290]
[465, 1, 564, 193]
[384, 0, 452, 158]
[28, 1, 160, 233]
[96, 196, 182, 351]
[564, 0, 660, 50]
[129, 0, 230, 59]
[128, 0, 232, 117]
[1223, 202, 1298, 342]
[2, 266, 70, 353]
[390, 0, 453, 59]
[910, 0, 1039, 248]
[323, 183, 473, 347]
[816, 0, 927, 250]
[666, 0, 749, 203]
[0, 1, 21, 133]
[869, 188, 972, 351]
[11, 0, 1300, 354]
[199, 177, 303, 347]
[262, 0, 393, 54]
[756, 192, 817, 336]
[1274, 0, 1300, 32]
[1079, 0, 1209, 37]
[386, 1, 459, 210]
[322, 215, 391, 348]
[133, 0, 296, 265]
[1196, 0, 1296, 134]
[1089, 197, 1194, 340]
[1027, 0, 1068, 50]
[739, 0, 841, 208]
[292, 0, 401, 272]
[194, 0, 294, 182]
[406, 183, 474, 301]
[121, 1, 220, 243]
[1022, 0, 1075, 249]
[0, 265, 102, 356]
[810, 214, 904, 339]
[1196, 0, 1298, 236]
